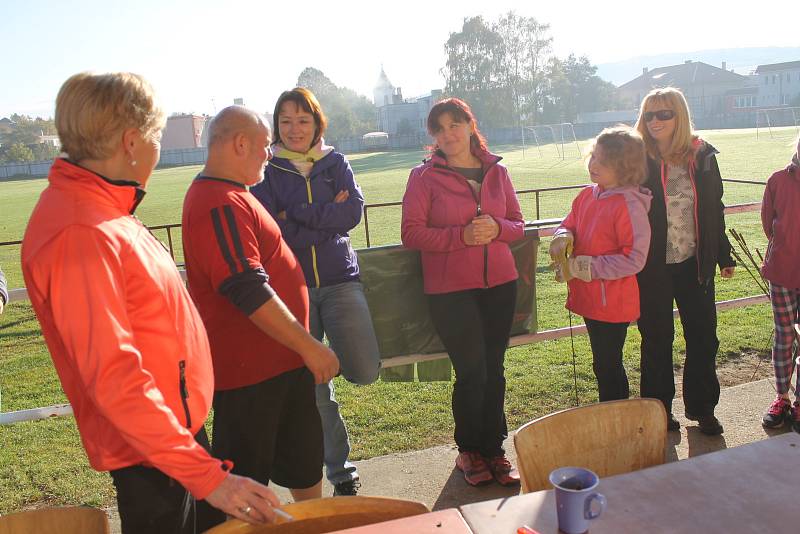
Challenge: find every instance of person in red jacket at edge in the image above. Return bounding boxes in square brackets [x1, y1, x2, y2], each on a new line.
[401, 98, 524, 487]
[759, 134, 800, 432]
[21, 73, 280, 533]
[550, 126, 652, 403]
[182, 106, 339, 505]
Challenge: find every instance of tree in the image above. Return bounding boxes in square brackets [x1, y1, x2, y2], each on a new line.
[5, 142, 35, 163]
[295, 67, 377, 141]
[494, 11, 552, 124]
[442, 16, 510, 127]
[541, 54, 620, 123]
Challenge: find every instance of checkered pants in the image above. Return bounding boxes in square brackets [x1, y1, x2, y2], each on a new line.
[769, 283, 800, 395]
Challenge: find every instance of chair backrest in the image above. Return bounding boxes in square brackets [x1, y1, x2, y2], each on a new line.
[204, 496, 430, 533]
[513, 398, 667, 493]
[0, 506, 110, 534]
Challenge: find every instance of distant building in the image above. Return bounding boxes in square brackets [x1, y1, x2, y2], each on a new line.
[617, 61, 751, 123]
[38, 134, 60, 148]
[0, 118, 15, 135]
[161, 114, 208, 150]
[373, 67, 442, 137]
[754, 61, 800, 107]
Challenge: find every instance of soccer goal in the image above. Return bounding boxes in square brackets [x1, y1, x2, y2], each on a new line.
[521, 123, 583, 160]
[755, 107, 800, 139]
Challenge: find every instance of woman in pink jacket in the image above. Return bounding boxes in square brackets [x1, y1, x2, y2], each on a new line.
[760, 134, 800, 432]
[550, 126, 651, 402]
[401, 98, 524, 487]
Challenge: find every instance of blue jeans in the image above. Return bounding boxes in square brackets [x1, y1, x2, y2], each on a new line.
[310, 281, 380, 485]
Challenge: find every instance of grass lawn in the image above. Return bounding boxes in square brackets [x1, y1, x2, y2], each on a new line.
[0, 126, 795, 513]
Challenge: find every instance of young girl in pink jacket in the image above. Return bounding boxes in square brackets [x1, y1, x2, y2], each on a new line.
[550, 126, 651, 401]
[760, 134, 800, 431]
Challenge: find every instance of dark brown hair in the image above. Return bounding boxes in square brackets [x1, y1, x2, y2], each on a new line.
[426, 97, 488, 153]
[273, 87, 327, 148]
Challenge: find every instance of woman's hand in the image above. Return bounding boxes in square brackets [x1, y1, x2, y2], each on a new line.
[463, 215, 499, 245]
[334, 190, 349, 203]
[720, 266, 735, 279]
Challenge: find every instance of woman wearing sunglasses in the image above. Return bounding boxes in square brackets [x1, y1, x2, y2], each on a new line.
[634, 87, 735, 435]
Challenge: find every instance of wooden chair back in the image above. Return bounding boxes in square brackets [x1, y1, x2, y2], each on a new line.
[0, 506, 110, 534]
[203, 496, 430, 533]
[514, 398, 667, 493]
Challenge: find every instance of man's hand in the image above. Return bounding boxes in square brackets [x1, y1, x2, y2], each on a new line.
[334, 190, 350, 203]
[720, 266, 735, 279]
[464, 215, 499, 245]
[205, 473, 281, 525]
[301, 340, 340, 384]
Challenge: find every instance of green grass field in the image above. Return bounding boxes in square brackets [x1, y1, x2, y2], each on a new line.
[0, 126, 796, 512]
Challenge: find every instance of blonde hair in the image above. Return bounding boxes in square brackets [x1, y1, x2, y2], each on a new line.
[55, 72, 166, 161]
[634, 87, 696, 166]
[590, 126, 648, 186]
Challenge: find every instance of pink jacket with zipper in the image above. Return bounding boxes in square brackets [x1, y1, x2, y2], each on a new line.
[401, 148, 524, 294]
[555, 184, 652, 323]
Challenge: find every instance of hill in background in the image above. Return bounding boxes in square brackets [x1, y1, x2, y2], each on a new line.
[598, 46, 800, 86]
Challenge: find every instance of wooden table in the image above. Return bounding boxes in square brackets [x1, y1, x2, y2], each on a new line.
[460, 432, 800, 533]
[330, 508, 473, 533]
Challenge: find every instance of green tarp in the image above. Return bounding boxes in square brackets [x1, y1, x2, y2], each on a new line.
[357, 230, 539, 381]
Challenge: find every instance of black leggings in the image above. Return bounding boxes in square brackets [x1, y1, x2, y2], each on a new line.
[584, 318, 631, 402]
[428, 280, 517, 457]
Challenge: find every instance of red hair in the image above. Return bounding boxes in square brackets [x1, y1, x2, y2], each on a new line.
[426, 98, 488, 154]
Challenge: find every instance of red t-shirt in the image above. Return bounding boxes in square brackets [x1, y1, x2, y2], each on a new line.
[182, 176, 307, 390]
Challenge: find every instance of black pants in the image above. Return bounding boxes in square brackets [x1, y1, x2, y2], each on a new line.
[110, 428, 226, 534]
[428, 280, 516, 457]
[584, 318, 630, 402]
[637, 257, 721, 416]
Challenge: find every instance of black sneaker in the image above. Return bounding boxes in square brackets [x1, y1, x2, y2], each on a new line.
[762, 396, 791, 429]
[333, 479, 361, 496]
[667, 413, 680, 432]
[685, 412, 723, 435]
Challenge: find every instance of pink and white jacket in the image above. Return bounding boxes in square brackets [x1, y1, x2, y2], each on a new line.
[555, 184, 652, 323]
[401, 149, 524, 294]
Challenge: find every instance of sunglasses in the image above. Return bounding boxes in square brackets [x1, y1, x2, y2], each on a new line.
[644, 109, 675, 122]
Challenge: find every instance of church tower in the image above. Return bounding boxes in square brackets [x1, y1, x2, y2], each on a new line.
[373, 66, 395, 108]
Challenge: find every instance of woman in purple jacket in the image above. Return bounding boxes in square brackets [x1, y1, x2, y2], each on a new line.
[250, 88, 380, 496]
[760, 134, 800, 432]
[401, 98, 524, 487]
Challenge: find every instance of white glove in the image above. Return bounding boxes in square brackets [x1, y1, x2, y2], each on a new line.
[549, 233, 574, 262]
[567, 256, 593, 282]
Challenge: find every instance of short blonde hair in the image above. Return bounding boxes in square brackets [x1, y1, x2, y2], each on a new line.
[55, 72, 166, 161]
[590, 126, 648, 186]
[634, 87, 696, 166]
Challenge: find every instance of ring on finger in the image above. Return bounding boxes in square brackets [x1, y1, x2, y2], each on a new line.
[239, 506, 252, 515]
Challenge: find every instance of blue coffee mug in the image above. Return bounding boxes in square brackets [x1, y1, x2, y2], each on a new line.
[549, 467, 606, 534]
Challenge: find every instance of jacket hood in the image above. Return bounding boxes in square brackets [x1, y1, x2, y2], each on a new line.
[594, 183, 652, 212]
[268, 148, 343, 176]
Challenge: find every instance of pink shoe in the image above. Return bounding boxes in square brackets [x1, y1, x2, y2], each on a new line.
[486, 454, 521, 486]
[455, 451, 493, 486]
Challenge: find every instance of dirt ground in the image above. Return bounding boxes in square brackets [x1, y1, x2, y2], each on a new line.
[674, 348, 775, 395]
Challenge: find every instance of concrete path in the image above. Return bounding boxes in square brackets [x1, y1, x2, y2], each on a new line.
[107, 378, 787, 531]
[273, 377, 785, 508]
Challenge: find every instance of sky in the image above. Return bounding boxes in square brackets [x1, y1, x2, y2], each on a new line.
[1, 0, 798, 119]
